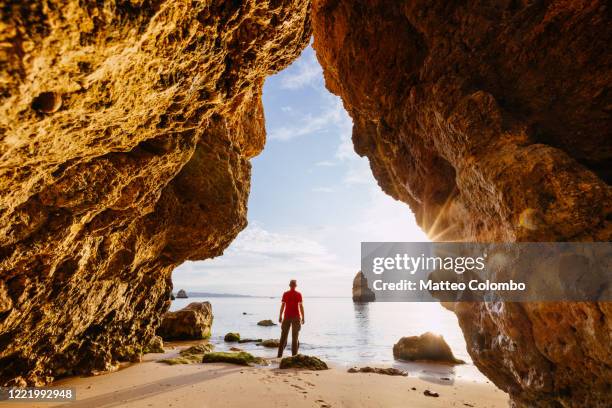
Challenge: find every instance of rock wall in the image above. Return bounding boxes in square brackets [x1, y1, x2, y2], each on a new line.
[0, 0, 310, 386]
[312, 1, 611, 407]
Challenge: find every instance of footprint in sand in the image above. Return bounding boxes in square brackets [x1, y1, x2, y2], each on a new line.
[315, 399, 332, 407]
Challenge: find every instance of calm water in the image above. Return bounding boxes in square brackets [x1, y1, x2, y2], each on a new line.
[170, 297, 491, 383]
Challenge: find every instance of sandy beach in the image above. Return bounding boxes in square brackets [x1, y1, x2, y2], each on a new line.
[5, 346, 508, 408]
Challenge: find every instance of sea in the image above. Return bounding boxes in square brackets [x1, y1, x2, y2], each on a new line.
[170, 297, 492, 384]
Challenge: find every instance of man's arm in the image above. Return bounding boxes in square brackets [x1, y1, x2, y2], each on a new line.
[299, 303, 305, 324]
[279, 302, 285, 323]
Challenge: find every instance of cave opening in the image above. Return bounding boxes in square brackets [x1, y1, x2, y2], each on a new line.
[170, 45, 485, 381]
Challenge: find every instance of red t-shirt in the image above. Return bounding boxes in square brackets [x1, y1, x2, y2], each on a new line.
[282, 290, 302, 319]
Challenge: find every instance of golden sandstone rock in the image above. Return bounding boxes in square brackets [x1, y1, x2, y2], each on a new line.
[0, 0, 310, 386]
[156, 301, 213, 340]
[312, 1, 611, 406]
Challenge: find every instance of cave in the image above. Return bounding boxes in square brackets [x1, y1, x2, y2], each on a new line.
[0, 1, 610, 407]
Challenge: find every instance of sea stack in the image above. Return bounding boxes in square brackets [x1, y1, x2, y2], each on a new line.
[176, 289, 188, 299]
[352, 271, 375, 302]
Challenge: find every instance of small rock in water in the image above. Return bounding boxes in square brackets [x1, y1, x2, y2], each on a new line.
[257, 319, 276, 326]
[423, 390, 439, 398]
[224, 332, 240, 342]
[258, 339, 280, 348]
[238, 338, 262, 343]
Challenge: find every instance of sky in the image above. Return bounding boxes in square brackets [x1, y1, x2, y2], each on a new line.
[172, 45, 427, 297]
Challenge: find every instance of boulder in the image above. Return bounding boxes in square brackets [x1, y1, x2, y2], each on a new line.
[352, 271, 375, 302]
[144, 335, 165, 354]
[176, 289, 188, 299]
[257, 319, 276, 326]
[157, 302, 213, 340]
[224, 332, 241, 342]
[393, 332, 464, 364]
[258, 339, 280, 348]
[279, 354, 328, 370]
[202, 352, 267, 366]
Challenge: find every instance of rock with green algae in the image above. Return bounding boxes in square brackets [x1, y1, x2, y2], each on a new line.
[224, 332, 241, 342]
[279, 354, 328, 370]
[159, 343, 214, 365]
[348, 366, 407, 376]
[201, 352, 267, 366]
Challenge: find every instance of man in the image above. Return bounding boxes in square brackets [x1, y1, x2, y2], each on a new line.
[277, 279, 304, 357]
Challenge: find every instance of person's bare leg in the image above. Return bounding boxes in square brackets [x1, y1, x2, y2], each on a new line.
[278, 319, 290, 358]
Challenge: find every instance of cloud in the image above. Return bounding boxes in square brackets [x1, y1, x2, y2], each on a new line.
[229, 223, 329, 259]
[172, 223, 351, 296]
[278, 49, 323, 90]
[268, 97, 345, 141]
[343, 159, 374, 185]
